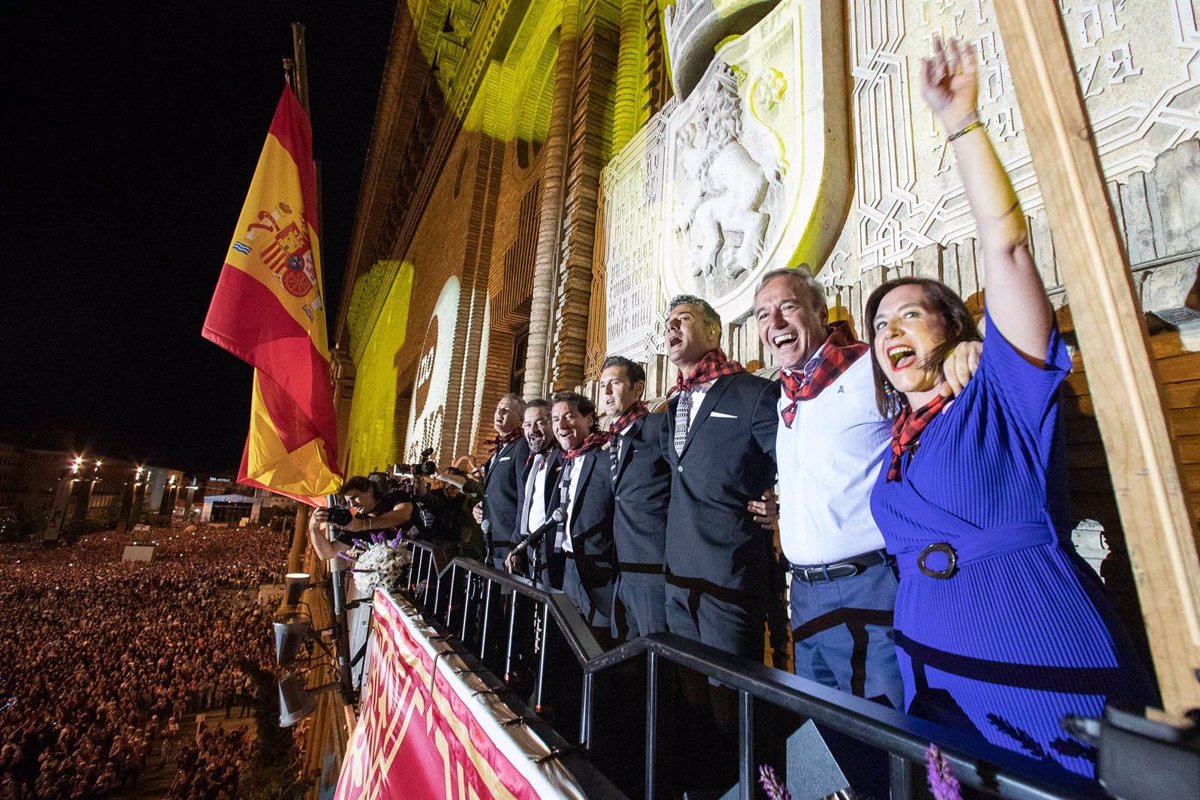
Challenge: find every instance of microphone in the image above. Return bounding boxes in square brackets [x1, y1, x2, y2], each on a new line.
[509, 509, 564, 558]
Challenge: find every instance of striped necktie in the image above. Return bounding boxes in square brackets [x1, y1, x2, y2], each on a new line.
[556, 462, 573, 551]
[673, 391, 692, 456]
[609, 434, 621, 484]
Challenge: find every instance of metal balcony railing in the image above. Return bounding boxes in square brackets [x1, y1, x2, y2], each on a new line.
[402, 539, 1101, 800]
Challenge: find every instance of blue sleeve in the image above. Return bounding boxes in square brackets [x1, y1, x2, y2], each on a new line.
[978, 306, 1071, 432]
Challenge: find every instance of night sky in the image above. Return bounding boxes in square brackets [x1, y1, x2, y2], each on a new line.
[1, 1, 396, 473]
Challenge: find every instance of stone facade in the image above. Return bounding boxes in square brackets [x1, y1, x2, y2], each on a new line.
[336, 0, 1198, 570]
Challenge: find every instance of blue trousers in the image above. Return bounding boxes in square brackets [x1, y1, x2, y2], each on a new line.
[789, 560, 904, 709]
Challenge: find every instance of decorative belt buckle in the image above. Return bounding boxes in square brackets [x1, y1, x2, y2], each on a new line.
[917, 542, 957, 579]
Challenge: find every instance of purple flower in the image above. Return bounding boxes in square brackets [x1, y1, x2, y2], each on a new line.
[371, 531, 384, 545]
[925, 744, 962, 800]
[335, 551, 355, 562]
[757, 764, 791, 800]
[389, 531, 404, 549]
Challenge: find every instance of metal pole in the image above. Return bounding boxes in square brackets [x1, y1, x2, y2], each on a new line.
[738, 690, 753, 800]
[580, 672, 594, 749]
[534, 603, 550, 712]
[889, 753, 914, 800]
[481, 579, 495, 658]
[645, 651, 659, 800]
[290, 22, 310, 113]
[504, 593, 518, 681]
[447, 564, 459, 629]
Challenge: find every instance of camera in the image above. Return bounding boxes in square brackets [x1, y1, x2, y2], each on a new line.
[392, 448, 437, 477]
[326, 506, 353, 526]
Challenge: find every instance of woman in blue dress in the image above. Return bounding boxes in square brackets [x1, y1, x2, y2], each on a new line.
[865, 37, 1158, 778]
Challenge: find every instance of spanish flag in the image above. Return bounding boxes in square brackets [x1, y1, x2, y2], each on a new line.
[202, 84, 341, 503]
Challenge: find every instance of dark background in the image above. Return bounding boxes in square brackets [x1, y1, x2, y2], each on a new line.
[0, 1, 396, 472]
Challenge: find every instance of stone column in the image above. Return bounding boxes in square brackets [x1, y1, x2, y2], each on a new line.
[330, 346, 356, 475]
[523, 0, 582, 400]
[551, 0, 621, 390]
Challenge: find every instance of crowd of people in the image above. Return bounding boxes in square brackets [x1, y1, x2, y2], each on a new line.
[310, 38, 1159, 790]
[167, 727, 249, 800]
[0, 523, 286, 799]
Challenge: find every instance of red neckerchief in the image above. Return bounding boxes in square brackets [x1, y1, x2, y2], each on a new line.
[671, 348, 745, 395]
[608, 401, 649, 436]
[780, 322, 868, 427]
[488, 429, 522, 457]
[564, 432, 609, 461]
[886, 394, 950, 482]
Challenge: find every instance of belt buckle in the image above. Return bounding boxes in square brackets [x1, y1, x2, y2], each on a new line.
[838, 563, 861, 579]
[917, 542, 957, 579]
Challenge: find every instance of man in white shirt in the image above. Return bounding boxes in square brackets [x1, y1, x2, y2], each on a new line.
[756, 267, 977, 709]
[507, 399, 564, 587]
[550, 391, 616, 641]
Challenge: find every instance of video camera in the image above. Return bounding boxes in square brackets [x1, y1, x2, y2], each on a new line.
[392, 448, 437, 478]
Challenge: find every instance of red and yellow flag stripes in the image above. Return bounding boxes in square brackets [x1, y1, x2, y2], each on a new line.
[203, 84, 341, 502]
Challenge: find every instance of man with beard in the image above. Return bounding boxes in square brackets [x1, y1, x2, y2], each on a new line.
[550, 391, 617, 642]
[506, 399, 565, 587]
[473, 393, 530, 569]
[598, 356, 670, 638]
[661, 296, 778, 661]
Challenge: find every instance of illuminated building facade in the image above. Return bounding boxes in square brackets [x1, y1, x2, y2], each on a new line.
[335, 0, 1200, 649]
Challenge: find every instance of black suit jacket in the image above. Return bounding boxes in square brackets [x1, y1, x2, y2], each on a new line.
[514, 447, 563, 542]
[663, 372, 778, 592]
[482, 436, 531, 551]
[559, 449, 617, 613]
[611, 413, 671, 570]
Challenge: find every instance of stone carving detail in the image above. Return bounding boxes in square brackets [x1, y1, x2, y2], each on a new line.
[660, 0, 853, 324]
[604, 102, 672, 362]
[826, 0, 1200, 288]
[673, 66, 780, 282]
[662, 0, 778, 99]
[405, 276, 459, 463]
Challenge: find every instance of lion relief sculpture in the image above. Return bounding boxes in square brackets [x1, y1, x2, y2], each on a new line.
[673, 67, 782, 282]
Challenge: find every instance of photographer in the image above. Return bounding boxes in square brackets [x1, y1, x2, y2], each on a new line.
[308, 475, 413, 561]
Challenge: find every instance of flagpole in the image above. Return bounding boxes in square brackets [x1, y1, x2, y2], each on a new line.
[290, 22, 311, 114]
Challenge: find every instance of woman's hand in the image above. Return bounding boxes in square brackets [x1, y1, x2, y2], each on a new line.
[920, 36, 979, 131]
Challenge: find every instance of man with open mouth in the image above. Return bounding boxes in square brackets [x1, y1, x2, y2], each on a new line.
[754, 266, 980, 710]
[660, 295, 778, 662]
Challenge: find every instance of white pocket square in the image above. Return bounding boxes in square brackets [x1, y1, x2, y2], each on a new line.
[710, 411, 739, 419]
[499, 456, 511, 461]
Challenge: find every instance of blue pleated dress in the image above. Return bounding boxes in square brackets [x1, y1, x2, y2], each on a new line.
[870, 309, 1158, 778]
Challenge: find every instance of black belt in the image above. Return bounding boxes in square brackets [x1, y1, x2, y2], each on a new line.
[789, 549, 893, 583]
[619, 562, 664, 575]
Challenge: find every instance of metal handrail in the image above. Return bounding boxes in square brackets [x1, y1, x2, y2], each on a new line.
[586, 633, 1104, 800]
[400, 540, 1096, 800]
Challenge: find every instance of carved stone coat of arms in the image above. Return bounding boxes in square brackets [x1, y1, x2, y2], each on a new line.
[661, 0, 852, 322]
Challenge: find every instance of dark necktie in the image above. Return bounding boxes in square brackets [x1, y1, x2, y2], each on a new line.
[609, 433, 621, 484]
[673, 391, 692, 456]
[556, 461, 573, 551]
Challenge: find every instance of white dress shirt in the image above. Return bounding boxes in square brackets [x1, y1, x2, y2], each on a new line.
[775, 355, 890, 565]
[558, 456, 584, 553]
[526, 454, 552, 535]
[685, 380, 715, 426]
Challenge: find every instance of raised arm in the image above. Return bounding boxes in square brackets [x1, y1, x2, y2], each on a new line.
[921, 36, 1053, 360]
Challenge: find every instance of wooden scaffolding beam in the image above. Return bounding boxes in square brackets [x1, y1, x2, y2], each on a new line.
[993, 3, 1200, 714]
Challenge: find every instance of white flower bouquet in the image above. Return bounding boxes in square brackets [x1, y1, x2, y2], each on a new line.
[339, 531, 412, 595]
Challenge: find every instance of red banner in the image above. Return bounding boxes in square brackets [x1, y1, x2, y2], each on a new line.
[335, 591, 590, 800]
